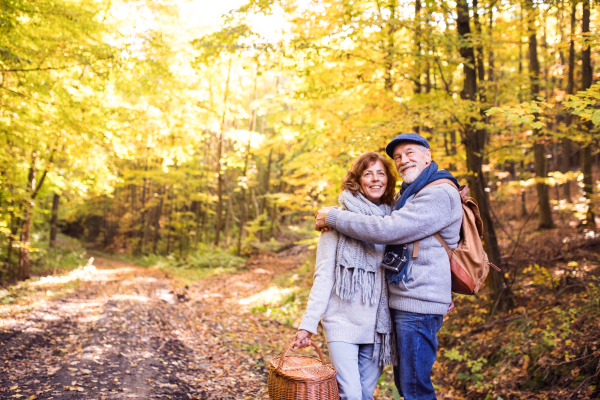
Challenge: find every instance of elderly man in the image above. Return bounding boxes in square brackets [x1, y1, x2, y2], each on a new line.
[315, 133, 462, 400]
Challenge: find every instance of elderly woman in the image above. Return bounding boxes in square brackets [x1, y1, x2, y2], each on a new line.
[292, 152, 398, 400]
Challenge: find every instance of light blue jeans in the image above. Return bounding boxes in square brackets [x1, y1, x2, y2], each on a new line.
[328, 342, 383, 400]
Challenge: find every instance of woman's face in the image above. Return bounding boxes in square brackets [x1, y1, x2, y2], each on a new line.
[360, 160, 388, 203]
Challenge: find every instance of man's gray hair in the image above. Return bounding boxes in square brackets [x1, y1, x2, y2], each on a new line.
[414, 144, 428, 153]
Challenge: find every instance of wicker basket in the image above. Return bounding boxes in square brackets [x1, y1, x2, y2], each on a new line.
[268, 342, 339, 400]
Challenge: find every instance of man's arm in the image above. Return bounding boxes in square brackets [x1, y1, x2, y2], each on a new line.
[324, 185, 458, 245]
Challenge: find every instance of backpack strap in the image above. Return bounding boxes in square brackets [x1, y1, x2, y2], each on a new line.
[412, 241, 419, 257]
[412, 179, 458, 257]
[420, 179, 457, 192]
[433, 233, 451, 253]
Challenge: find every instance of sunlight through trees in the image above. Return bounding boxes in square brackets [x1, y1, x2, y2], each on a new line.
[1, 0, 598, 313]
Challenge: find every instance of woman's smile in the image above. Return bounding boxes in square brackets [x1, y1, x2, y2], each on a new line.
[360, 160, 388, 203]
[365, 184, 383, 197]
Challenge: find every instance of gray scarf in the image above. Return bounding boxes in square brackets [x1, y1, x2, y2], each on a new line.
[374, 277, 397, 366]
[335, 190, 397, 366]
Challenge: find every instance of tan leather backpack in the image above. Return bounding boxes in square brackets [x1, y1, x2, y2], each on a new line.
[414, 179, 500, 295]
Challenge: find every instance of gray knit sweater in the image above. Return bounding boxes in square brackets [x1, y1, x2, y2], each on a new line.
[298, 227, 387, 344]
[324, 183, 462, 316]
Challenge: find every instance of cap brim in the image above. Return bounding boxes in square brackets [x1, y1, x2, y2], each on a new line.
[385, 139, 425, 158]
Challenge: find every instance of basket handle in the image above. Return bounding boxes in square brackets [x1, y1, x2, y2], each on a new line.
[276, 341, 326, 370]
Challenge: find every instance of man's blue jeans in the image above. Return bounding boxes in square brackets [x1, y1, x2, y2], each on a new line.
[392, 310, 443, 400]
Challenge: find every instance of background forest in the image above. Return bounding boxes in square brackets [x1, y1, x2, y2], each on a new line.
[1, 0, 600, 398]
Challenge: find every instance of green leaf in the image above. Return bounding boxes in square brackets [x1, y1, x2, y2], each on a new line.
[531, 122, 545, 129]
[457, 372, 470, 380]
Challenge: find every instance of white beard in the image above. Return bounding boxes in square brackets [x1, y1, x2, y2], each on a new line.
[401, 164, 421, 184]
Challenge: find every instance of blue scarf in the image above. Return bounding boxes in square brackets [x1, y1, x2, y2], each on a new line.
[386, 161, 459, 285]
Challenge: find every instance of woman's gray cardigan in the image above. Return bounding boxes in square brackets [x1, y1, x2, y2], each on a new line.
[298, 229, 386, 344]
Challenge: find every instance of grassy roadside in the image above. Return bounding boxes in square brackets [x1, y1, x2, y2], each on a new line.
[91, 245, 246, 284]
[90, 232, 316, 284]
[29, 234, 90, 277]
[0, 234, 91, 305]
[0, 237, 246, 305]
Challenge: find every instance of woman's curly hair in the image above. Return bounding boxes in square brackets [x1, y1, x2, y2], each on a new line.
[340, 152, 397, 205]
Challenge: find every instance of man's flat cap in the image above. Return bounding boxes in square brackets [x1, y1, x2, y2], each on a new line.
[385, 133, 430, 158]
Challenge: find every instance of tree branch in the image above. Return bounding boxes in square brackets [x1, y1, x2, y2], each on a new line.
[435, 57, 453, 95]
[3, 56, 114, 73]
[32, 151, 55, 200]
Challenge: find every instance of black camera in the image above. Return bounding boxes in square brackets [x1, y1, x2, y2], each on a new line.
[381, 244, 408, 272]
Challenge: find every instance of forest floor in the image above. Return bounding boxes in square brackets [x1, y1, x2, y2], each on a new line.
[2, 227, 600, 400]
[0, 251, 306, 400]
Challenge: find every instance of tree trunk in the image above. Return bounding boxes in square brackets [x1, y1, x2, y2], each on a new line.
[19, 161, 37, 280]
[137, 160, 149, 254]
[562, 139, 572, 202]
[260, 149, 273, 215]
[166, 190, 175, 255]
[19, 151, 50, 280]
[581, 0, 595, 228]
[582, 145, 595, 226]
[444, 131, 450, 157]
[19, 214, 33, 280]
[425, 59, 431, 93]
[487, 5, 496, 104]
[456, 0, 477, 99]
[473, 0, 485, 86]
[196, 206, 205, 248]
[410, 0, 422, 134]
[142, 193, 154, 254]
[198, 130, 210, 249]
[215, 58, 233, 246]
[456, 0, 508, 310]
[534, 143, 553, 228]
[269, 155, 285, 238]
[178, 204, 185, 258]
[6, 208, 20, 281]
[103, 197, 108, 248]
[526, 0, 554, 229]
[251, 187, 260, 220]
[413, 0, 421, 95]
[193, 200, 201, 249]
[563, 1, 577, 203]
[153, 189, 164, 254]
[542, 9, 550, 100]
[49, 193, 60, 249]
[384, 0, 398, 92]
[236, 75, 257, 255]
[259, 148, 273, 242]
[130, 184, 136, 242]
[581, 0, 592, 91]
[201, 204, 207, 245]
[224, 193, 233, 247]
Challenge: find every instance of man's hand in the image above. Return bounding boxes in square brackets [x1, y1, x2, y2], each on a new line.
[447, 295, 455, 313]
[315, 206, 337, 231]
[292, 329, 313, 349]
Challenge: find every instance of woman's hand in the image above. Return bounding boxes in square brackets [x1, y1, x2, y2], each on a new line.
[292, 329, 313, 349]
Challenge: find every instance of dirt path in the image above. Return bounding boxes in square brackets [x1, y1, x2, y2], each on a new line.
[0, 253, 306, 399]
